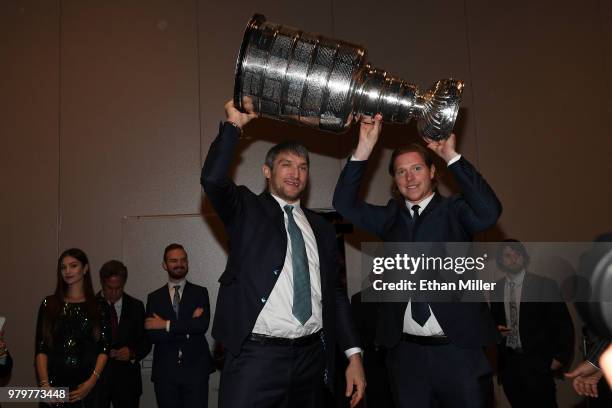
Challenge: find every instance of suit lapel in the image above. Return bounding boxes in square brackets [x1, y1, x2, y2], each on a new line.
[117, 296, 128, 338]
[518, 272, 530, 329]
[178, 282, 191, 319]
[418, 192, 442, 220]
[159, 284, 175, 318]
[260, 191, 289, 242]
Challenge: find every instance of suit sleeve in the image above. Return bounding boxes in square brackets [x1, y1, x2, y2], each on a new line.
[201, 122, 243, 231]
[146, 293, 178, 344]
[132, 299, 152, 361]
[447, 157, 502, 234]
[587, 339, 610, 368]
[329, 232, 360, 352]
[170, 287, 211, 335]
[333, 159, 389, 237]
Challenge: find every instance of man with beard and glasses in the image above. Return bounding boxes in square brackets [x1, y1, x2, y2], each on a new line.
[145, 243, 214, 408]
[490, 239, 574, 407]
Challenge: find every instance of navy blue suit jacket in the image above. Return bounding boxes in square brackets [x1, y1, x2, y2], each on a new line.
[333, 156, 502, 348]
[146, 281, 213, 383]
[201, 122, 360, 385]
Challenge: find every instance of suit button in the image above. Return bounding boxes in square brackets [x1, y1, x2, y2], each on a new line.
[261, 297, 267, 303]
[186, 334, 190, 339]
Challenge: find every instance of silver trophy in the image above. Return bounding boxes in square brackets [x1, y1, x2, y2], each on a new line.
[234, 14, 463, 140]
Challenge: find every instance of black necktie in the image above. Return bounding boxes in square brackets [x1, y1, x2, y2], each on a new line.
[409, 204, 431, 326]
[411, 204, 420, 222]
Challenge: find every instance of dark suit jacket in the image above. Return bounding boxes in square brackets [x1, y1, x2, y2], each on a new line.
[0, 352, 12, 378]
[97, 293, 151, 398]
[201, 122, 360, 386]
[333, 156, 502, 349]
[146, 281, 213, 383]
[490, 272, 574, 370]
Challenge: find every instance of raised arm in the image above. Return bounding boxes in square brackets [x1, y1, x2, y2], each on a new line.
[333, 114, 390, 236]
[201, 99, 257, 228]
[426, 134, 502, 233]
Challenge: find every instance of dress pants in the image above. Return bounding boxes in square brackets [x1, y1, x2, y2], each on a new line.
[386, 341, 491, 408]
[500, 350, 557, 408]
[219, 337, 326, 408]
[153, 373, 209, 408]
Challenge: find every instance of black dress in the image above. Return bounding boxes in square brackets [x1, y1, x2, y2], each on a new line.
[36, 297, 110, 407]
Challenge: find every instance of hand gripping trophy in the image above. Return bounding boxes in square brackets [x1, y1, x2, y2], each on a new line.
[233, 14, 464, 140]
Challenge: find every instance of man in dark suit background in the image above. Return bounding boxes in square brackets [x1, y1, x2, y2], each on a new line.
[97, 260, 151, 408]
[333, 114, 501, 407]
[490, 239, 574, 407]
[201, 99, 365, 408]
[145, 243, 213, 408]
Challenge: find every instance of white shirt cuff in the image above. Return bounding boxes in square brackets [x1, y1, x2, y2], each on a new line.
[344, 347, 362, 358]
[165, 321, 171, 332]
[587, 359, 601, 370]
[349, 155, 365, 162]
[447, 154, 461, 165]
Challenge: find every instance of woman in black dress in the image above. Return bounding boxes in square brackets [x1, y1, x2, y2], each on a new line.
[35, 248, 110, 407]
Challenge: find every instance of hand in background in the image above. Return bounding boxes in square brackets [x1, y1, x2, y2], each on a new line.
[565, 360, 602, 398]
[145, 313, 167, 330]
[192, 307, 204, 318]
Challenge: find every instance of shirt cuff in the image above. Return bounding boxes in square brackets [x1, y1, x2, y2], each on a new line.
[165, 321, 171, 332]
[344, 347, 362, 358]
[447, 154, 461, 166]
[349, 155, 366, 162]
[587, 359, 601, 370]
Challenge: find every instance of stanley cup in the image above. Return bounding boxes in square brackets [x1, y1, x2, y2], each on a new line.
[234, 14, 464, 140]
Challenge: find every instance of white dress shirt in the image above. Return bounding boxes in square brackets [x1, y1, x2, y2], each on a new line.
[402, 192, 446, 336]
[253, 195, 323, 338]
[252, 194, 361, 358]
[165, 279, 186, 332]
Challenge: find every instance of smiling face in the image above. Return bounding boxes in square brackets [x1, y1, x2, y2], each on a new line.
[60, 256, 88, 288]
[263, 151, 309, 203]
[392, 151, 435, 203]
[163, 248, 189, 281]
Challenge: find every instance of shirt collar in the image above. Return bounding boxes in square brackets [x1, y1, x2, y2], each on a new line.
[103, 294, 123, 307]
[505, 269, 526, 285]
[271, 193, 302, 215]
[168, 279, 186, 291]
[405, 192, 436, 214]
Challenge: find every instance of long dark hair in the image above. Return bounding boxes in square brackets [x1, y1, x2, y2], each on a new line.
[42, 248, 101, 346]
